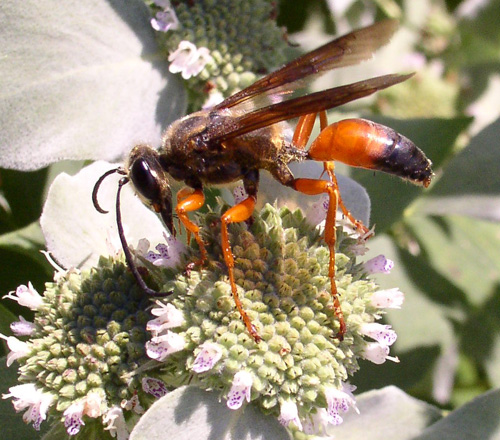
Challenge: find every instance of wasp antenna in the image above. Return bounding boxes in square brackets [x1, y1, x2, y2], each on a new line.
[115, 178, 172, 297]
[92, 168, 125, 214]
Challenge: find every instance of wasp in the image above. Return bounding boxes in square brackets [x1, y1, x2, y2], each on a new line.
[93, 20, 432, 343]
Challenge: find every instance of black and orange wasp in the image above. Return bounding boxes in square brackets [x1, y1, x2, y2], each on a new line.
[93, 20, 432, 342]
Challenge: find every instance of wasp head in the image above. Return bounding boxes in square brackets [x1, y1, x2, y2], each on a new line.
[126, 144, 174, 235]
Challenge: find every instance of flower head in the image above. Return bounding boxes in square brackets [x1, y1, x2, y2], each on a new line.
[2, 258, 157, 437]
[135, 203, 403, 435]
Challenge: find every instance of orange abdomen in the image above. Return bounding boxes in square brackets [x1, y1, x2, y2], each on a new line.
[308, 118, 433, 187]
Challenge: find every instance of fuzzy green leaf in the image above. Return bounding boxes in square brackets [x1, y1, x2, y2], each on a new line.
[130, 386, 291, 440]
[0, 0, 185, 171]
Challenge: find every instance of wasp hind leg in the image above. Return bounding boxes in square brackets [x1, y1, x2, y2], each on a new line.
[292, 177, 346, 340]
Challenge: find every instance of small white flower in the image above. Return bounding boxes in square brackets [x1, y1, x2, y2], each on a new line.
[305, 195, 329, 227]
[364, 255, 394, 274]
[226, 371, 253, 410]
[303, 408, 331, 436]
[142, 377, 168, 399]
[2, 383, 54, 431]
[40, 250, 77, 283]
[60, 392, 104, 436]
[0, 333, 31, 367]
[370, 288, 404, 309]
[121, 392, 144, 414]
[233, 186, 248, 205]
[192, 342, 223, 373]
[151, 0, 179, 32]
[168, 41, 213, 80]
[147, 302, 185, 336]
[324, 383, 359, 426]
[362, 342, 400, 364]
[63, 400, 85, 436]
[83, 392, 103, 418]
[360, 323, 397, 346]
[278, 400, 303, 431]
[145, 235, 186, 268]
[3, 282, 43, 310]
[10, 316, 36, 336]
[103, 406, 129, 440]
[146, 331, 186, 361]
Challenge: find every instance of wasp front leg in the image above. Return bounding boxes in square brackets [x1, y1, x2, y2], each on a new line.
[176, 188, 207, 265]
[220, 196, 261, 342]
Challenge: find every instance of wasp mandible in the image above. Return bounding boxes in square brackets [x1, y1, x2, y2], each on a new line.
[94, 20, 432, 343]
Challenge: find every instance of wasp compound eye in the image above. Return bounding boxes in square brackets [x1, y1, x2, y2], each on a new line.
[130, 158, 162, 203]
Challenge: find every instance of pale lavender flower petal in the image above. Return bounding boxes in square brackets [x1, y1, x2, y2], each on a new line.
[2, 383, 54, 431]
[362, 342, 400, 364]
[147, 302, 185, 336]
[142, 377, 168, 399]
[121, 392, 144, 414]
[192, 342, 223, 373]
[278, 400, 303, 431]
[360, 323, 397, 346]
[370, 288, 404, 309]
[145, 235, 186, 268]
[364, 255, 394, 274]
[305, 195, 329, 226]
[103, 406, 129, 440]
[63, 400, 85, 436]
[324, 383, 359, 426]
[10, 316, 36, 336]
[146, 331, 186, 361]
[233, 186, 248, 205]
[168, 41, 212, 80]
[0, 333, 31, 367]
[227, 371, 253, 410]
[3, 282, 43, 310]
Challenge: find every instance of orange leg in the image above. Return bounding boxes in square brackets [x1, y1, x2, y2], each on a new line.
[293, 177, 346, 340]
[176, 188, 207, 265]
[323, 163, 371, 236]
[220, 196, 261, 342]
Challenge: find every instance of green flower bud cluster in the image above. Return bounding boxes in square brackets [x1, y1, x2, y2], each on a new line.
[19, 260, 152, 413]
[150, 0, 288, 109]
[154, 203, 382, 419]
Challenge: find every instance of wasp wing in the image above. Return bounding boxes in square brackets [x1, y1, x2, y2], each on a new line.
[214, 19, 399, 112]
[208, 73, 413, 143]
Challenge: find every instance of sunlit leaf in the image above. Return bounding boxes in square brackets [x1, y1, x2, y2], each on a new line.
[130, 386, 290, 440]
[0, 0, 185, 171]
[40, 161, 168, 269]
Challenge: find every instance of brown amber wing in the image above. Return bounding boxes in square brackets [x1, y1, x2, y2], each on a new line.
[209, 73, 413, 143]
[214, 20, 399, 111]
